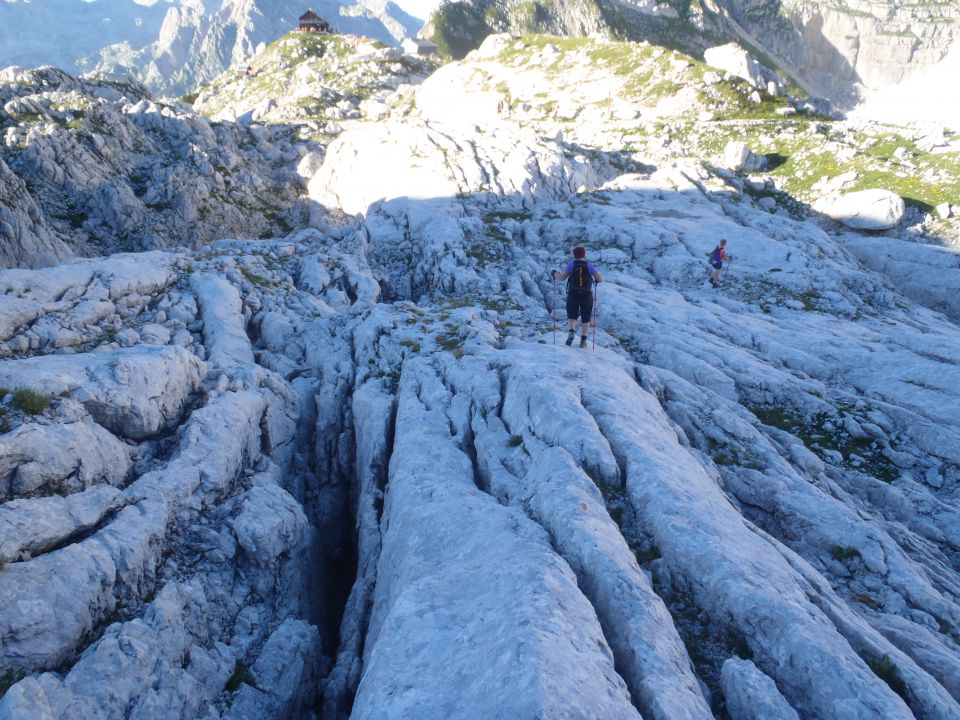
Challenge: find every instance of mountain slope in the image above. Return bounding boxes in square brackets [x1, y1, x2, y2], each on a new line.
[193, 29, 436, 125]
[422, 0, 960, 120]
[422, 0, 709, 59]
[1, 30, 960, 720]
[709, 0, 960, 111]
[0, 0, 424, 96]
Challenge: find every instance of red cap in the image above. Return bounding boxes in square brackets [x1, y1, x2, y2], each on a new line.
[573, 246, 586, 258]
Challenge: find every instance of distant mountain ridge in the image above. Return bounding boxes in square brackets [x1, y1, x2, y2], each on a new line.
[0, 0, 424, 96]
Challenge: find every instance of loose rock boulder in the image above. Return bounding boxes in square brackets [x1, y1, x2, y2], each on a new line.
[722, 141, 768, 173]
[816, 189, 906, 230]
[704, 44, 777, 93]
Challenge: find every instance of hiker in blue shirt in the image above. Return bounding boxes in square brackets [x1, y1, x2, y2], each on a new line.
[553, 246, 603, 347]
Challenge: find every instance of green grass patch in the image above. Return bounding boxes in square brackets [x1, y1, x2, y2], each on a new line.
[750, 403, 899, 482]
[686, 119, 960, 212]
[436, 328, 464, 354]
[240, 268, 277, 287]
[12, 389, 51, 415]
[507, 434, 524, 447]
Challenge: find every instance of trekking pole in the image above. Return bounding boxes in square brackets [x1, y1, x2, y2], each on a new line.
[592, 282, 599, 350]
[552, 273, 557, 344]
[720, 257, 732, 286]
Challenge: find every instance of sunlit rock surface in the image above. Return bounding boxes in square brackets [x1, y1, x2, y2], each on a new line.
[1, 27, 959, 720]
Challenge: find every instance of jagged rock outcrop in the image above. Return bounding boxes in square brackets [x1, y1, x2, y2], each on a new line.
[424, 0, 960, 123]
[703, 42, 782, 95]
[0, 156, 70, 268]
[709, 0, 960, 113]
[0, 65, 309, 266]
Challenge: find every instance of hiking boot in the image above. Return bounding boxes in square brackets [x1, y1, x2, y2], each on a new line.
[565, 331, 575, 346]
[580, 335, 588, 348]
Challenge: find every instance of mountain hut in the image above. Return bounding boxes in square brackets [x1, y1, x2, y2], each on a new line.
[401, 38, 438, 57]
[297, 10, 331, 33]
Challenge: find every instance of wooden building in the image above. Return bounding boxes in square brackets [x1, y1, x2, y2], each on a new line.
[401, 37, 438, 57]
[297, 10, 331, 33]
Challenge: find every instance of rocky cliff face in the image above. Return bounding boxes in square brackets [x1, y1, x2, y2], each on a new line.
[424, 0, 960, 119]
[710, 0, 960, 110]
[0, 0, 169, 77]
[2, 31, 960, 720]
[422, 0, 699, 59]
[0, 0, 424, 97]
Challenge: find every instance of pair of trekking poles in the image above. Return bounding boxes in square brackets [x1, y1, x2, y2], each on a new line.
[552, 277, 599, 350]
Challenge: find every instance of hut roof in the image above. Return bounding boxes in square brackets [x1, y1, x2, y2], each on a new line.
[404, 38, 438, 50]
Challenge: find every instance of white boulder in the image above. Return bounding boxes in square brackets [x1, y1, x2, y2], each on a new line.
[0, 345, 206, 440]
[139, 323, 171, 345]
[704, 44, 766, 90]
[224, 619, 323, 720]
[0, 419, 131, 500]
[816, 189, 906, 230]
[722, 141, 768, 173]
[230, 485, 309, 566]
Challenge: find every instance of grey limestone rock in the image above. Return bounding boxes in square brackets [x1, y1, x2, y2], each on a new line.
[817, 188, 906, 230]
[0, 419, 131, 501]
[0, 345, 206, 440]
[0, 485, 121, 563]
[721, 658, 801, 720]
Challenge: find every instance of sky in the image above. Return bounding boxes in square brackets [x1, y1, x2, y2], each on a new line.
[392, 0, 442, 21]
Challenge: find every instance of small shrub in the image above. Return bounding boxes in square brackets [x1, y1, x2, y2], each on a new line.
[225, 659, 256, 692]
[712, 449, 737, 466]
[507, 434, 523, 448]
[868, 654, 908, 702]
[830, 545, 860, 562]
[12, 389, 51, 415]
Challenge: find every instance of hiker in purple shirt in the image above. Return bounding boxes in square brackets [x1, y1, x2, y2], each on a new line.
[552, 246, 603, 348]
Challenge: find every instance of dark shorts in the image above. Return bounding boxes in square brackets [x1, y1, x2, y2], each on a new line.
[566, 291, 594, 323]
[712, 261, 723, 270]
